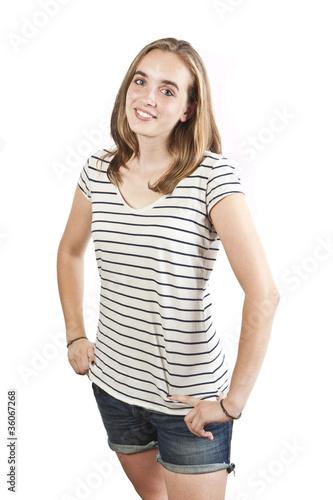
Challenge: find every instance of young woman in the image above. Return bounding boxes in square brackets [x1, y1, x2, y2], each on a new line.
[57, 38, 279, 500]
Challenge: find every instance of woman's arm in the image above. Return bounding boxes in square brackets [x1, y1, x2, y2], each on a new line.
[169, 193, 279, 438]
[210, 193, 280, 415]
[57, 185, 96, 375]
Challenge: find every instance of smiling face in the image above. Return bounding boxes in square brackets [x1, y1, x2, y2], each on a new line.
[125, 49, 196, 146]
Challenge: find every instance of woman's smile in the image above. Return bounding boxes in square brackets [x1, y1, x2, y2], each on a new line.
[134, 108, 156, 120]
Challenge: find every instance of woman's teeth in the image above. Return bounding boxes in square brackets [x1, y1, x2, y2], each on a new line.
[137, 109, 154, 118]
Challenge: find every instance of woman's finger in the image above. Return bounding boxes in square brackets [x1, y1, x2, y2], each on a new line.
[197, 429, 214, 440]
[87, 345, 96, 366]
[171, 398, 215, 441]
[76, 356, 87, 375]
[185, 412, 214, 440]
[168, 394, 200, 406]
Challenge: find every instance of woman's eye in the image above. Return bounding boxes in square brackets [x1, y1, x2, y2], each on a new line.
[161, 89, 174, 97]
[134, 79, 145, 85]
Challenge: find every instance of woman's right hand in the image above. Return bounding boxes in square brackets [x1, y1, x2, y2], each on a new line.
[67, 338, 96, 376]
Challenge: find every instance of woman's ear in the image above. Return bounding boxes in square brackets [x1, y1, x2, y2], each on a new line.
[179, 101, 198, 122]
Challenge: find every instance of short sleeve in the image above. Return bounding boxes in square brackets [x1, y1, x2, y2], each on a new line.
[77, 158, 92, 201]
[206, 160, 244, 219]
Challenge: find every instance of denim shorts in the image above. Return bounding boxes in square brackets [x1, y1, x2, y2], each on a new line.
[92, 382, 235, 475]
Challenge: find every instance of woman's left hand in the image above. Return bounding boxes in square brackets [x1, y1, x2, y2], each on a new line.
[168, 393, 231, 440]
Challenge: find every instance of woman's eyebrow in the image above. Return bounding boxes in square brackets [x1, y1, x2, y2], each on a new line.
[134, 71, 180, 92]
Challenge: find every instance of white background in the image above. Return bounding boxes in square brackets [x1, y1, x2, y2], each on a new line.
[1, 0, 332, 498]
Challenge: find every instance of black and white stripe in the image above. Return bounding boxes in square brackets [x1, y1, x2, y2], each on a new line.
[78, 149, 243, 414]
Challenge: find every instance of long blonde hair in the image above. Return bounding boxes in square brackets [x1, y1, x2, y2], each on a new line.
[100, 37, 222, 194]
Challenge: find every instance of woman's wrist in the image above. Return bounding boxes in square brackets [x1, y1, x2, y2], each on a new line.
[221, 396, 244, 419]
[67, 335, 88, 347]
[220, 398, 242, 420]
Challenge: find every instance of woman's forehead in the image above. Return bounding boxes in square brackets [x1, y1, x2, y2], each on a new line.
[136, 50, 192, 89]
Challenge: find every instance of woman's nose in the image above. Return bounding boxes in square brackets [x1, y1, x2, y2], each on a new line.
[141, 86, 157, 107]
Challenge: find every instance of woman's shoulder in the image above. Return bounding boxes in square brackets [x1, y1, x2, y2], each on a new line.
[196, 151, 238, 174]
[89, 147, 113, 166]
[83, 147, 114, 177]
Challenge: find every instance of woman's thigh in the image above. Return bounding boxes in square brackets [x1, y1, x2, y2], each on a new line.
[116, 448, 168, 500]
[163, 468, 228, 500]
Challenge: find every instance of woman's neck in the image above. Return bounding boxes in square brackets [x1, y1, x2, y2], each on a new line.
[133, 136, 172, 173]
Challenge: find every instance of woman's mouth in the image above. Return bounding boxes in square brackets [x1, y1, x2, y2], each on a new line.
[135, 108, 156, 121]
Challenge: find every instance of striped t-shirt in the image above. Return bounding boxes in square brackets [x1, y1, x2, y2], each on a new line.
[78, 149, 244, 415]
